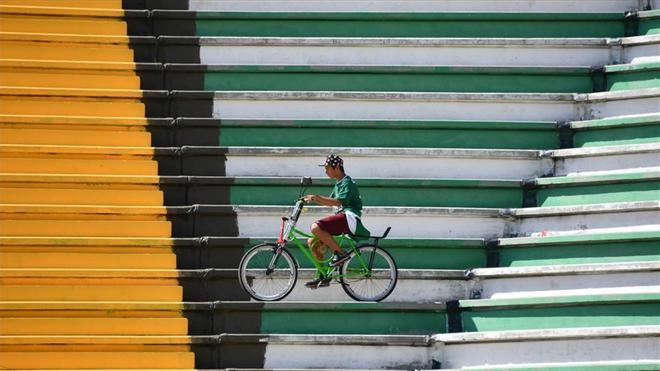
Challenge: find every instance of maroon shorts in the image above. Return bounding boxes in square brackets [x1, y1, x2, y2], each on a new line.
[315, 212, 350, 235]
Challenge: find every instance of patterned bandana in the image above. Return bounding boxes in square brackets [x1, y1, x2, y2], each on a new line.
[319, 154, 344, 168]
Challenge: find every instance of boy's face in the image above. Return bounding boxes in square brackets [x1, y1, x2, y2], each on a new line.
[324, 165, 341, 178]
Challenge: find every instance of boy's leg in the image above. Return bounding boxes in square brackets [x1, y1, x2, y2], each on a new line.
[311, 222, 342, 253]
[307, 237, 326, 261]
[311, 213, 352, 266]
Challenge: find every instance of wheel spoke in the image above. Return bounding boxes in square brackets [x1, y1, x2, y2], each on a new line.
[239, 245, 297, 301]
[340, 246, 397, 301]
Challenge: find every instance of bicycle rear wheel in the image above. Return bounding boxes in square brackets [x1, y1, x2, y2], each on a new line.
[339, 245, 397, 302]
[238, 243, 298, 301]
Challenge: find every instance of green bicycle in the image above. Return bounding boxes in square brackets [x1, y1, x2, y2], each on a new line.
[238, 177, 398, 301]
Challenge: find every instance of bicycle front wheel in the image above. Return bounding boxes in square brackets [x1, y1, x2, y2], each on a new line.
[339, 245, 398, 302]
[238, 243, 298, 301]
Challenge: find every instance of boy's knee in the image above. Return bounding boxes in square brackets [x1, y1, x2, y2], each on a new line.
[310, 222, 321, 234]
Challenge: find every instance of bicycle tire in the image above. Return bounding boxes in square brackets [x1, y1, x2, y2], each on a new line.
[339, 245, 398, 302]
[238, 243, 298, 301]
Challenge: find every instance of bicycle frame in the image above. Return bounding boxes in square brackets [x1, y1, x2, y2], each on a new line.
[275, 200, 375, 280]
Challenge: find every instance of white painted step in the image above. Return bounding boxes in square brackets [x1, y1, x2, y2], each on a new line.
[231, 205, 507, 239]
[549, 143, 660, 176]
[208, 89, 660, 121]
[187, 35, 660, 67]
[229, 202, 659, 238]
[283, 269, 469, 302]
[188, 0, 643, 12]
[432, 326, 660, 369]
[194, 37, 613, 67]
[254, 263, 660, 302]
[472, 262, 660, 299]
[257, 334, 432, 369]
[584, 88, 660, 120]
[622, 35, 660, 64]
[220, 147, 549, 180]
[514, 201, 660, 237]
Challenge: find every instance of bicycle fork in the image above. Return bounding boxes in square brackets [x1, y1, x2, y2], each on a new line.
[266, 245, 285, 275]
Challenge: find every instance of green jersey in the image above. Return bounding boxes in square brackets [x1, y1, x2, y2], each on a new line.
[330, 175, 363, 217]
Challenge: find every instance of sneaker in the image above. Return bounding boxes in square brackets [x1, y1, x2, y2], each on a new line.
[329, 251, 351, 267]
[304, 277, 331, 289]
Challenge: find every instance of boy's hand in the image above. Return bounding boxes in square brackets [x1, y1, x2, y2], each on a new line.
[303, 195, 316, 203]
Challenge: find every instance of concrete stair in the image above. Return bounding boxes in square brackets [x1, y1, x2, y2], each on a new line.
[1, 1, 658, 370]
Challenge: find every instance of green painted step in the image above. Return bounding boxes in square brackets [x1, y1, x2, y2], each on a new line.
[166, 65, 596, 93]
[570, 113, 660, 147]
[497, 231, 660, 267]
[177, 118, 560, 149]
[1, 301, 445, 335]
[455, 293, 660, 332]
[250, 302, 447, 334]
[534, 172, 660, 207]
[638, 10, 660, 35]
[192, 177, 523, 208]
[133, 236, 485, 270]
[605, 62, 660, 91]
[247, 238, 487, 270]
[152, 11, 630, 38]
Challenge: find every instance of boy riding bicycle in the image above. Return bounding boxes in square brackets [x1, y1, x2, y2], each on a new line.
[303, 154, 370, 288]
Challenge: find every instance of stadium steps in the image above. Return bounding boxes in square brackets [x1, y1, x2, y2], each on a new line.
[164, 64, 597, 93]
[2, 239, 656, 301]
[0, 145, 551, 179]
[2, 87, 658, 122]
[19, 59, 660, 94]
[0, 174, 525, 208]
[448, 292, 660, 332]
[431, 326, 660, 370]
[0, 301, 449, 335]
[0, 145, 162, 176]
[513, 200, 660, 237]
[149, 10, 632, 38]
[188, 89, 660, 121]
[0, 236, 485, 270]
[530, 170, 660, 207]
[2, 114, 658, 151]
[2, 170, 658, 208]
[2, 263, 656, 304]
[161, 62, 655, 94]
[471, 261, 660, 299]
[0, 5, 148, 36]
[159, 35, 660, 67]
[0, 32, 157, 63]
[0, 114, 561, 149]
[0, 0, 125, 9]
[0, 59, 162, 90]
[0, 237, 187, 269]
[549, 143, 660, 175]
[3, 32, 657, 68]
[5, 327, 649, 369]
[497, 231, 660, 267]
[142, 0, 645, 12]
[0, 86, 168, 117]
[5, 6, 653, 40]
[1, 2, 658, 370]
[0, 284, 183, 301]
[0, 333, 422, 369]
[605, 61, 660, 91]
[570, 113, 660, 148]
[0, 5, 191, 367]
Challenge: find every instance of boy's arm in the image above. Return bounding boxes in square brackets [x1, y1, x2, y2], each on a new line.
[303, 194, 342, 207]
